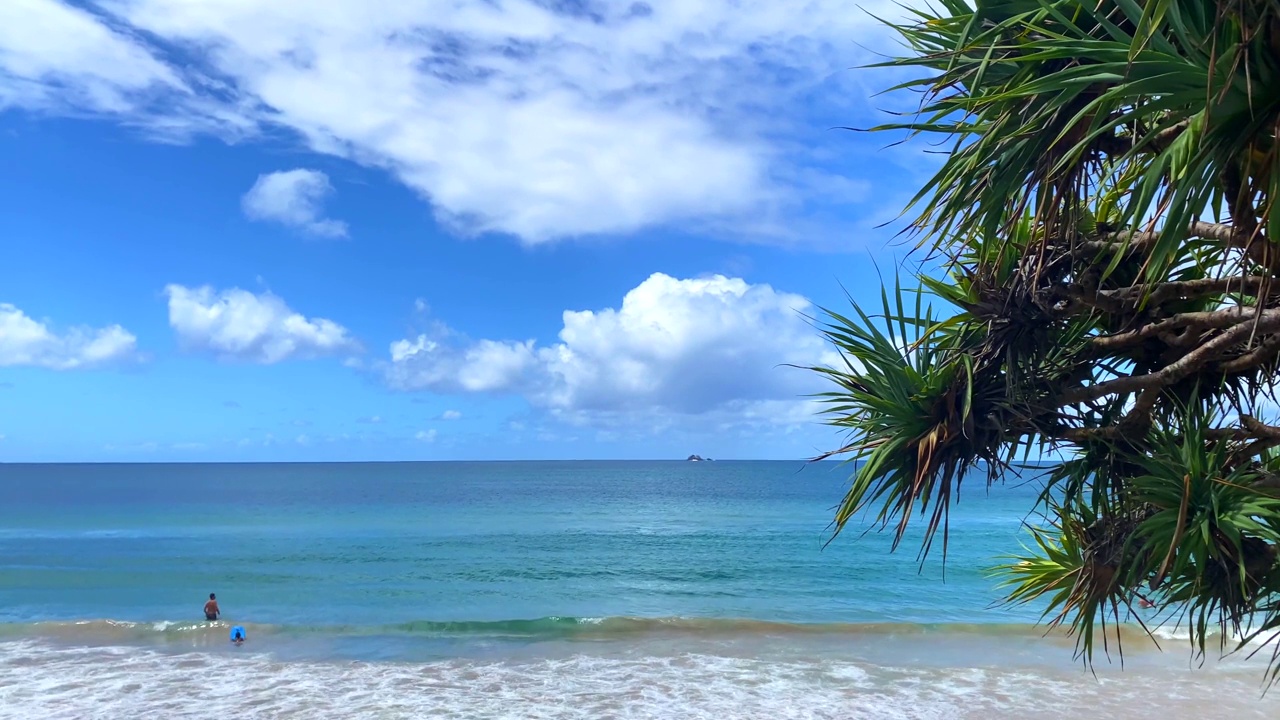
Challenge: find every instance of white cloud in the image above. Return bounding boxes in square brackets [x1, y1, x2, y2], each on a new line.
[165, 284, 359, 363]
[389, 335, 537, 393]
[0, 0, 897, 244]
[383, 273, 835, 425]
[357, 415, 384, 424]
[0, 303, 138, 369]
[242, 169, 348, 238]
[103, 440, 159, 453]
[0, 0, 180, 113]
[0, 0, 253, 138]
[440, 409, 462, 421]
[415, 429, 438, 443]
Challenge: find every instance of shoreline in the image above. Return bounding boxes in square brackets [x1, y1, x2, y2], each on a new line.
[2, 615, 1272, 668]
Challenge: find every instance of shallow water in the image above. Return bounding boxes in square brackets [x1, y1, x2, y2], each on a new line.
[0, 461, 1274, 717]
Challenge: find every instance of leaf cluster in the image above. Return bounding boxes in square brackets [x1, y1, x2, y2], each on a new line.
[815, 0, 1280, 685]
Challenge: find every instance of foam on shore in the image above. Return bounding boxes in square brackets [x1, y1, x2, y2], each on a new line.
[0, 638, 1274, 720]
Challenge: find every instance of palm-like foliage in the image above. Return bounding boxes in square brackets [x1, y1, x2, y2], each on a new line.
[815, 0, 1280, 685]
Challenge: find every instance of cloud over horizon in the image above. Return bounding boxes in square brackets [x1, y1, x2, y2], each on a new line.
[0, 0, 896, 245]
[0, 303, 139, 369]
[165, 284, 360, 363]
[383, 272, 834, 427]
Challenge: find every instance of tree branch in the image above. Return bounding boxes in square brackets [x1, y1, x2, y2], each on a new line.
[1061, 416, 1280, 455]
[1064, 309, 1280, 404]
[1103, 276, 1273, 306]
[1232, 416, 1280, 461]
[1064, 222, 1277, 273]
[1094, 120, 1190, 158]
[1217, 334, 1280, 373]
[1240, 415, 1280, 441]
[1089, 306, 1273, 353]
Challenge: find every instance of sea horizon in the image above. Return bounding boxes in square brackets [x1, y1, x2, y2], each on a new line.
[0, 458, 1066, 466]
[1, 458, 818, 464]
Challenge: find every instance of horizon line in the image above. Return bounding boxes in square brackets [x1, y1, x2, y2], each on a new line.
[0, 458, 831, 466]
[0, 458, 1066, 466]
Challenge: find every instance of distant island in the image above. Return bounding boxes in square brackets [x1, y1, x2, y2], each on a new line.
[686, 455, 713, 462]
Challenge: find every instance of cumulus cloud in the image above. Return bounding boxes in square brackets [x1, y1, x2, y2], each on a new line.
[0, 303, 138, 369]
[165, 284, 359, 363]
[415, 429, 438, 443]
[383, 273, 834, 425]
[440, 409, 462, 421]
[0, 0, 899, 244]
[242, 169, 348, 238]
[388, 336, 537, 393]
[541, 273, 832, 413]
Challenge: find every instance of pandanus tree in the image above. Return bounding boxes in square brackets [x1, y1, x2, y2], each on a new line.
[814, 0, 1280, 684]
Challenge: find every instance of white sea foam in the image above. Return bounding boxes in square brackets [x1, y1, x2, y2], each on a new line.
[0, 640, 1273, 720]
[1148, 624, 1280, 657]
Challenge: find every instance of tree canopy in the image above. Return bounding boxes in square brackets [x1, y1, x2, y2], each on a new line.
[814, 0, 1280, 685]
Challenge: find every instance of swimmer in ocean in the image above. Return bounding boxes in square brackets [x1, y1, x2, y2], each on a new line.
[204, 593, 220, 621]
[230, 626, 246, 645]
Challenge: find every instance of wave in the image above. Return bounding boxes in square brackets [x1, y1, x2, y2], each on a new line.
[3, 617, 1275, 718]
[2, 615, 1259, 647]
[2, 639, 1274, 719]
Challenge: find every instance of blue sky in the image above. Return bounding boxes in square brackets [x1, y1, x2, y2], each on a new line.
[0, 0, 930, 462]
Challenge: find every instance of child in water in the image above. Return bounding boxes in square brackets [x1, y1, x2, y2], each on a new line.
[230, 626, 246, 645]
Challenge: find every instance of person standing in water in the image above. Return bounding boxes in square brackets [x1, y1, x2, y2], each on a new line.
[204, 593, 220, 621]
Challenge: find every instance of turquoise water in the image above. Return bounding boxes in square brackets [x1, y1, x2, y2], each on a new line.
[0, 461, 1274, 718]
[0, 461, 1037, 628]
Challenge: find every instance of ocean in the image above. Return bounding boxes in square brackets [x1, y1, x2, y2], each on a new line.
[0, 460, 1273, 718]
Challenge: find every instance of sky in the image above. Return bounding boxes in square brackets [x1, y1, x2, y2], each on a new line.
[0, 0, 934, 462]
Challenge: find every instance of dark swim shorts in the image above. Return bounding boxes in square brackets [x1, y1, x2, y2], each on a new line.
[206, 613, 218, 621]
